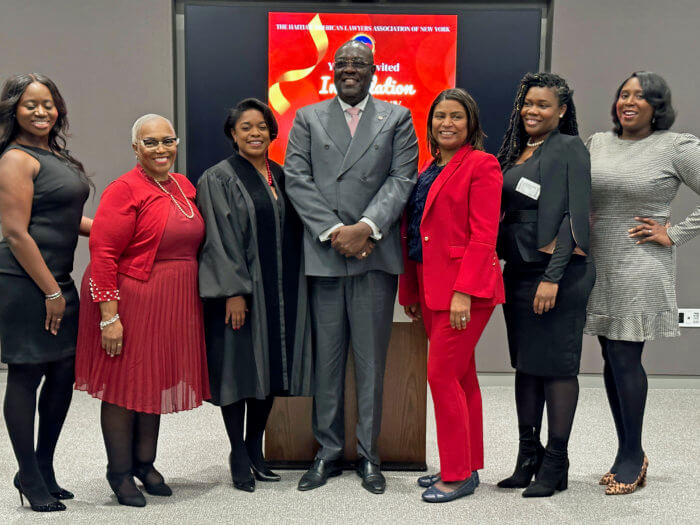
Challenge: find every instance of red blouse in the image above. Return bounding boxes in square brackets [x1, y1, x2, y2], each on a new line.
[88, 165, 198, 302]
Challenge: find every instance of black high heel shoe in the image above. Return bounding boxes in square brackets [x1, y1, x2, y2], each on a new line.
[229, 453, 255, 492]
[250, 462, 281, 482]
[37, 465, 74, 500]
[106, 470, 147, 507]
[132, 462, 172, 496]
[497, 426, 545, 489]
[13, 473, 66, 512]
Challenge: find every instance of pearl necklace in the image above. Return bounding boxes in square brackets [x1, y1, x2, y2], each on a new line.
[151, 172, 195, 219]
[526, 138, 545, 148]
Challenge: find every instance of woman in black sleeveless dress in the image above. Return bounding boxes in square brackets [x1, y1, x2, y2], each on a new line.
[0, 74, 91, 512]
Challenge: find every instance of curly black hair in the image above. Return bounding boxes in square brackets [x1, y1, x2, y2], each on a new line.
[496, 72, 579, 171]
[223, 98, 278, 151]
[611, 71, 675, 136]
[0, 73, 86, 176]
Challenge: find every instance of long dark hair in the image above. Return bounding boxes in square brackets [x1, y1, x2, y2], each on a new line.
[427, 88, 485, 162]
[496, 72, 579, 171]
[0, 73, 86, 176]
[611, 71, 675, 136]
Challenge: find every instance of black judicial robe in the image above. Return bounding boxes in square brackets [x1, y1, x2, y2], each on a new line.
[197, 153, 312, 405]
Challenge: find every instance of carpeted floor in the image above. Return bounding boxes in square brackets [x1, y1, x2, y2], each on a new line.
[0, 373, 698, 524]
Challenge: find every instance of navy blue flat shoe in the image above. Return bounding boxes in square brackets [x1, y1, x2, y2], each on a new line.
[418, 470, 479, 489]
[417, 473, 441, 488]
[421, 472, 478, 503]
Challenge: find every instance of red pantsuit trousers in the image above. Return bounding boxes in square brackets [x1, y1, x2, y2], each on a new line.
[418, 265, 495, 481]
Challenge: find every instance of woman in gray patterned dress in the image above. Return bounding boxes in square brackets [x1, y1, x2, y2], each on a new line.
[586, 71, 700, 495]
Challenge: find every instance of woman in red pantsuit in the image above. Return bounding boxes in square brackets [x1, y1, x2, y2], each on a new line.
[75, 114, 209, 507]
[399, 89, 504, 503]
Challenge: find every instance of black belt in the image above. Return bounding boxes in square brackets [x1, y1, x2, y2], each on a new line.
[502, 210, 537, 224]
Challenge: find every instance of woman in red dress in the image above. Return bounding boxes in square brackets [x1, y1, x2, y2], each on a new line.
[75, 114, 209, 507]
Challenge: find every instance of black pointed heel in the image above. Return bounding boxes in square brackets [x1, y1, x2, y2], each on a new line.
[37, 465, 74, 499]
[132, 462, 172, 496]
[106, 470, 147, 507]
[229, 453, 255, 492]
[50, 487, 74, 500]
[13, 473, 66, 512]
[251, 463, 281, 482]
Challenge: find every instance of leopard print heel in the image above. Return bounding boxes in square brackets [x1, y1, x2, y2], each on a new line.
[605, 456, 648, 495]
[599, 472, 615, 485]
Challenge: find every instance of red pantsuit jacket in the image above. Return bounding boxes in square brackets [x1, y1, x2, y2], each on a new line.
[399, 144, 505, 310]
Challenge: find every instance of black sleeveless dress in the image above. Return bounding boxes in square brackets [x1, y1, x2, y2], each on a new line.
[0, 144, 89, 364]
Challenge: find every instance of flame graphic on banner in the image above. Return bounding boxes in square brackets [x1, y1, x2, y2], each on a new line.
[269, 14, 328, 114]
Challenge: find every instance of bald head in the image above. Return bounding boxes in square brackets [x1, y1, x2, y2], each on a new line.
[333, 41, 376, 106]
[334, 40, 373, 62]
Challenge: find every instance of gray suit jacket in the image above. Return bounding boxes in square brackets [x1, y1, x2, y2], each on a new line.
[284, 96, 418, 277]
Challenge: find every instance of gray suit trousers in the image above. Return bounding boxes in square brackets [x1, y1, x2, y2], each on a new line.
[309, 270, 397, 465]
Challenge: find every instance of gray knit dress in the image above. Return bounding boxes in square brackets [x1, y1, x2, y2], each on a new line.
[584, 131, 700, 341]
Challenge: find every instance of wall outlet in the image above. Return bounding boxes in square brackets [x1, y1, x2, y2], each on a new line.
[678, 308, 700, 327]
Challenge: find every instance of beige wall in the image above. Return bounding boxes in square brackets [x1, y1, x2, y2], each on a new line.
[0, 0, 174, 281]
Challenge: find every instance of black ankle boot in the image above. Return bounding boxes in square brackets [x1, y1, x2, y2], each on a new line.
[522, 447, 568, 498]
[497, 426, 545, 489]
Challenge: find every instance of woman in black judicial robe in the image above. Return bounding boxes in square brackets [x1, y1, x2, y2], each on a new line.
[495, 73, 595, 498]
[197, 99, 312, 493]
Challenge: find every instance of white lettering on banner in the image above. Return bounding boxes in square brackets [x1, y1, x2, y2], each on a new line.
[327, 62, 401, 72]
[319, 75, 416, 96]
[371, 76, 416, 95]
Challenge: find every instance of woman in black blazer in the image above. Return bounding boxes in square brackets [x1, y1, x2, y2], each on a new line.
[495, 73, 595, 497]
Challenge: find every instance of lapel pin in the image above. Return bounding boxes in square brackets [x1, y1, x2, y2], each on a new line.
[378, 115, 384, 120]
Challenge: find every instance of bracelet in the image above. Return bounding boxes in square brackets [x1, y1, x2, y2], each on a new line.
[45, 290, 63, 301]
[99, 313, 120, 330]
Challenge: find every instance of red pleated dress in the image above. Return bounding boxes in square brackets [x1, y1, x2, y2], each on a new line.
[75, 189, 210, 414]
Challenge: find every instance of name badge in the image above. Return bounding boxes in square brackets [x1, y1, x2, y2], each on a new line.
[515, 177, 541, 200]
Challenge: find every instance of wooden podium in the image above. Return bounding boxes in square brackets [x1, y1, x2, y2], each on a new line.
[265, 321, 428, 470]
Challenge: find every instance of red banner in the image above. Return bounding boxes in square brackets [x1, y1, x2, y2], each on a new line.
[268, 12, 458, 165]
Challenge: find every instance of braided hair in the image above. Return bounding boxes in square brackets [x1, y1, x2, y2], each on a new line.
[496, 72, 579, 172]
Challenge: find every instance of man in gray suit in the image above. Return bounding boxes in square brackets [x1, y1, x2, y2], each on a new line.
[284, 40, 418, 494]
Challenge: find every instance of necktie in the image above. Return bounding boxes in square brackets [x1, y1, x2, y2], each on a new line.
[346, 106, 361, 137]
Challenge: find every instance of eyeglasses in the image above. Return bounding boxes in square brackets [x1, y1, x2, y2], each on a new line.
[333, 59, 373, 70]
[139, 137, 180, 149]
